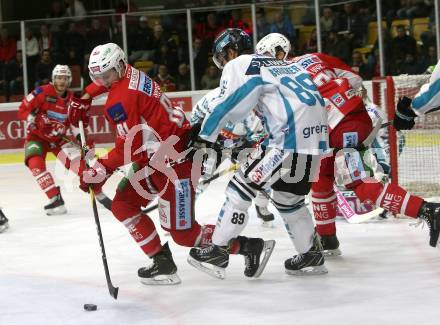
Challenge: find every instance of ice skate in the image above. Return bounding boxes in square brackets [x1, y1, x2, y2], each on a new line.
[417, 202, 440, 247]
[256, 206, 275, 227]
[236, 236, 276, 278]
[138, 243, 181, 285]
[187, 244, 229, 279]
[285, 233, 328, 275]
[0, 209, 9, 233]
[320, 234, 342, 257]
[44, 188, 67, 215]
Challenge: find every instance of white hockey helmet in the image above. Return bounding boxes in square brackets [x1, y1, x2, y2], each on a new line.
[52, 64, 72, 86]
[256, 33, 291, 60]
[88, 43, 127, 87]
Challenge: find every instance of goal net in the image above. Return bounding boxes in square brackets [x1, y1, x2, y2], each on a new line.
[372, 74, 440, 198]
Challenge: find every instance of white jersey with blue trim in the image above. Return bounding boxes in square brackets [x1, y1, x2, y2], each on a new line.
[199, 54, 329, 155]
[411, 63, 440, 115]
[191, 87, 266, 148]
[190, 87, 221, 126]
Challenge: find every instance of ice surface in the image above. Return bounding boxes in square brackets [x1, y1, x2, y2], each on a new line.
[1, 162, 440, 325]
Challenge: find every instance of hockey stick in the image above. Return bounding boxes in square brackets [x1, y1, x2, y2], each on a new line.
[334, 187, 383, 224]
[140, 162, 240, 214]
[78, 121, 119, 300]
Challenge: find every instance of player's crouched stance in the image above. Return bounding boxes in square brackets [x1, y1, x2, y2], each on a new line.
[71, 43, 267, 284]
[187, 29, 330, 278]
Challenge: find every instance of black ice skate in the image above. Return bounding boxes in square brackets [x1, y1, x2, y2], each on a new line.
[417, 202, 440, 247]
[236, 236, 276, 278]
[44, 188, 67, 215]
[187, 244, 229, 279]
[285, 233, 328, 275]
[256, 206, 275, 227]
[0, 209, 9, 233]
[138, 242, 181, 285]
[320, 234, 342, 257]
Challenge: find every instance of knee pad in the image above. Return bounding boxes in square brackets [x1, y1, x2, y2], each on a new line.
[24, 141, 45, 167]
[225, 179, 255, 210]
[111, 192, 137, 222]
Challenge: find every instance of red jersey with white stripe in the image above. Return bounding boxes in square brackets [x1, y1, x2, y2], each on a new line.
[84, 65, 191, 171]
[291, 53, 364, 130]
[18, 84, 74, 143]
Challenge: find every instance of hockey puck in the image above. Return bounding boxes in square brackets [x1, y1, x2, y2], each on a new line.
[84, 304, 97, 311]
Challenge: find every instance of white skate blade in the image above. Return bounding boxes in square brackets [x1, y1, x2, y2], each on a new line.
[45, 205, 67, 216]
[187, 256, 226, 280]
[139, 273, 181, 285]
[0, 223, 9, 233]
[253, 240, 276, 278]
[285, 264, 328, 276]
[322, 248, 342, 257]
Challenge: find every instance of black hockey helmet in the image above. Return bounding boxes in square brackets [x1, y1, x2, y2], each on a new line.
[212, 28, 252, 69]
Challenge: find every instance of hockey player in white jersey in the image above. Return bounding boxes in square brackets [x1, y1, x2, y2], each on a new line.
[191, 87, 275, 224]
[188, 28, 330, 278]
[259, 33, 440, 252]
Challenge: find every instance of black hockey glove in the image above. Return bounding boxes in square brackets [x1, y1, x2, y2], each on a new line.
[393, 96, 416, 131]
[231, 139, 256, 162]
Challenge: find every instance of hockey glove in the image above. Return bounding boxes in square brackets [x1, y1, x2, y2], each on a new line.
[68, 97, 92, 128]
[393, 96, 416, 131]
[231, 139, 256, 162]
[78, 159, 110, 193]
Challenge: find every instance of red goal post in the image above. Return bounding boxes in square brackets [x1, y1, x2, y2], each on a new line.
[372, 75, 440, 198]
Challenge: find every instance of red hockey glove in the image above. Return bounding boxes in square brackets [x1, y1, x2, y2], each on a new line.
[78, 159, 110, 193]
[68, 97, 92, 128]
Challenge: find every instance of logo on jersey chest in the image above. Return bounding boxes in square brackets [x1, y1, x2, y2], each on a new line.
[107, 102, 128, 123]
[45, 96, 57, 103]
[47, 110, 67, 122]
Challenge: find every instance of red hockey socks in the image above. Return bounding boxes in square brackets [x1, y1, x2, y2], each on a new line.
[122, 213, 162, 257]
[27, 156, 59, 199]
[311, 191, 338, 236]
[354, 180, 424, 218]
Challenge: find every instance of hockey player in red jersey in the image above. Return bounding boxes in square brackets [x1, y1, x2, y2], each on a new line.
[256, 33, 440, 254]
[69, 43, 266, 284]
[18, 65, 79, 215]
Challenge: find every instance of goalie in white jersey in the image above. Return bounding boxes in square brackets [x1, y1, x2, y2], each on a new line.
[188, 28, 330, 278]
[191, 87, 275, 223]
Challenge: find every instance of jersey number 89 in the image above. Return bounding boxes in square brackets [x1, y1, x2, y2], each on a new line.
[280, 74, 325, 107]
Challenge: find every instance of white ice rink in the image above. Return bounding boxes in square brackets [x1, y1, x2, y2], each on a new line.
[1, 162, 440, 325]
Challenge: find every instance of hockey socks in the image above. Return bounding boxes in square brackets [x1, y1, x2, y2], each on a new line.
[311, 192, 338, 236]
[354, 181, 424, 218]
[28, 156, 59, 199]
[122, 213, 162, 257]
